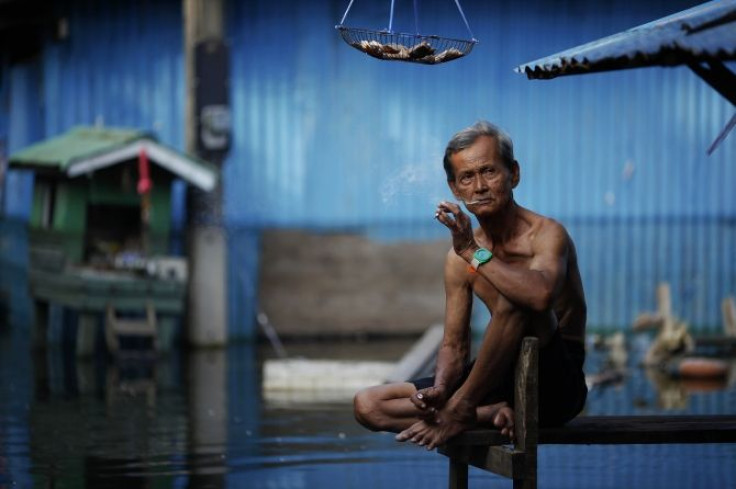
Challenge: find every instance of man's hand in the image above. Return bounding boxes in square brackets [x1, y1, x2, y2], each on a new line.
[434, 201, 477, 257]
[410, 385, 449, 421]
[396, 396, 478, 450]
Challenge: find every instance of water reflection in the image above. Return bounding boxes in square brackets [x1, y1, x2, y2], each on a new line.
[644, 362, 734, 410]
[186, 349, 227, 488]
[1, 315, 736, 489]
[0, 329, 242, 489]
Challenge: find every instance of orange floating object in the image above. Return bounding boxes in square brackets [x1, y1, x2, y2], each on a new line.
[678, 357, 729, 379]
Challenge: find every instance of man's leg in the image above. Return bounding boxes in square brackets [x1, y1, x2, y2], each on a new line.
[396, 296, 551, 449]
[354, 382, 516, 435]
[354, 382, 421, 432]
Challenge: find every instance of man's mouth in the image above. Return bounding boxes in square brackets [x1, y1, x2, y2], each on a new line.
[465, 198, 491, 205]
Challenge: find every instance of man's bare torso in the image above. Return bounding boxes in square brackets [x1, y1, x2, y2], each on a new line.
[456, 206, 587, 344]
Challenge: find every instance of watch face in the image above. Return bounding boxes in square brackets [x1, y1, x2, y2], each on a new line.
[474, 248, 492, 262]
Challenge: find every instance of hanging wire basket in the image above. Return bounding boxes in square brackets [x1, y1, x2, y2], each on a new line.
[336, 26, 477, 64]
[335, 0, 478, 65]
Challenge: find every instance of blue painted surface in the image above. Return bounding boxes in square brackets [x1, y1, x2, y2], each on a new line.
[1, 0, 734, 338]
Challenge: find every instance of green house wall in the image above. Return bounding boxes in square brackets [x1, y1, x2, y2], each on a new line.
[29, 163, 174, 265]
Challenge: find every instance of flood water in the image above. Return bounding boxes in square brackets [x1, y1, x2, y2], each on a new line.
[0, 326, 735, 489]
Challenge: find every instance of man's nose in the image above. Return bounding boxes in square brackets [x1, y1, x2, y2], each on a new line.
[473, 174, 488, 191]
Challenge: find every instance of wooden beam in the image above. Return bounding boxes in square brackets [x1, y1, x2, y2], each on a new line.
[444, 429, 509, 446]
[439, 444, 523, 479]
[539, 415, 736, 444]
[688, 61, 736, 106]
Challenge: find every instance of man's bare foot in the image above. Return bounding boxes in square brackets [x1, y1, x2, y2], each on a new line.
[395, 399, 476, 450]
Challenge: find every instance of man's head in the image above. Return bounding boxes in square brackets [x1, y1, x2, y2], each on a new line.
[443, 121, 515, 182]
[443, 121, 520, 216]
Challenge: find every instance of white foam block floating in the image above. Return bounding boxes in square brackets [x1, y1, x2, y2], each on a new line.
[263, 359, 395, 392]
[261, 324, 444, 403]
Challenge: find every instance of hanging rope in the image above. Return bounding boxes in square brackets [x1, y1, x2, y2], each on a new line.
[413, 0, 420, 34]
[338, 0, 357, 26]
[389, 0, 396, 32]
[453, 0, 476, 40]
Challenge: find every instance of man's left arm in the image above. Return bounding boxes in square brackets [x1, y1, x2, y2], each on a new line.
[462, 222, 569, 311]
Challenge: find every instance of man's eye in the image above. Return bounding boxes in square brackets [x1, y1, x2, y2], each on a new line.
[483, 168, 495, 176]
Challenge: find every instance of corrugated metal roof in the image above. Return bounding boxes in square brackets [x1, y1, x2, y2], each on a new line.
[10, 126, 144, 170]
[516, 0, 736, 79]
[9, 126, 217, 190]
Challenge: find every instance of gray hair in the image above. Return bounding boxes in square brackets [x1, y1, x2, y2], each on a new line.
[443, 121, 515, 181]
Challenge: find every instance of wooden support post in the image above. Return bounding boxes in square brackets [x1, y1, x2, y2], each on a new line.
[513, 338, 538, 489]
[449, 455, 468, 489]
[32, 300, 49, 349]
[76, 312, 98, 358]
[439, 338, 539, 489]
[656, 281, 676, 338]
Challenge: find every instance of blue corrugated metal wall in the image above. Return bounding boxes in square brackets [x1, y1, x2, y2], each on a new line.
[226, 0, 734, 333]
[41, 1, 185, 145]
[1, 0, 733, 337]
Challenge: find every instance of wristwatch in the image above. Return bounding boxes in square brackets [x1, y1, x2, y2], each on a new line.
[470, 248, 493, 271]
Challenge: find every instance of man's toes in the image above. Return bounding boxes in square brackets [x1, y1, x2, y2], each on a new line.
[396, 429, 413, 441]
[413, 428, 432, 445]
[412, 433, 428, 446]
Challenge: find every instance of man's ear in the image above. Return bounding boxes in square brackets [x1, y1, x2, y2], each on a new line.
[511, 160, 520, 188]
[448, 180, 461, 199]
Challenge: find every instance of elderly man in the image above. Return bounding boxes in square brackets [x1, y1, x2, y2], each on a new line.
[353, 121, 587, 450]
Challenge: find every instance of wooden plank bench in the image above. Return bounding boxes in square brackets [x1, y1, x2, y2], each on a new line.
[438, 337, 736, 489]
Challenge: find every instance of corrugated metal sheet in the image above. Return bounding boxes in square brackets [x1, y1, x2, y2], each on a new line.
[227, 0, 734, 224]
[226, 0, 734, 332]
[40, 0, 185, 145]
[516, 0, 736, 79]
[1, 0, 734, 337]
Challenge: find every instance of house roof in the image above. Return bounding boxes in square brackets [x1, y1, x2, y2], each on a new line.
[9, 126, 217, 191]
[513, 0, 736, 154]
[515, 0, 736, 79]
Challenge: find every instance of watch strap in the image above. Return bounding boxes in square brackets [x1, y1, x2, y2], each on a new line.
[470, 248, 493, 271]
[470, 257, 482, 270]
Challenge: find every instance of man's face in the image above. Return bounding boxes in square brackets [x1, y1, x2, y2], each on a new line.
[448, 136, 519, 217]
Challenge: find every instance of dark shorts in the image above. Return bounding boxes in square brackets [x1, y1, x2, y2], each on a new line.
[409, 330, 587, 428]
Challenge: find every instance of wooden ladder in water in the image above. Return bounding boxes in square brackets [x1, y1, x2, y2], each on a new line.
[105, 301, 158, 354]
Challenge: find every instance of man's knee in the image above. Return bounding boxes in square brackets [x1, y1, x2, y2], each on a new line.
[353, 387, 383, 431]
[493, 294, 531, 323]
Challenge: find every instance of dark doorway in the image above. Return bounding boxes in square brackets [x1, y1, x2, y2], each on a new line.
[85, 204, 141, 264]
